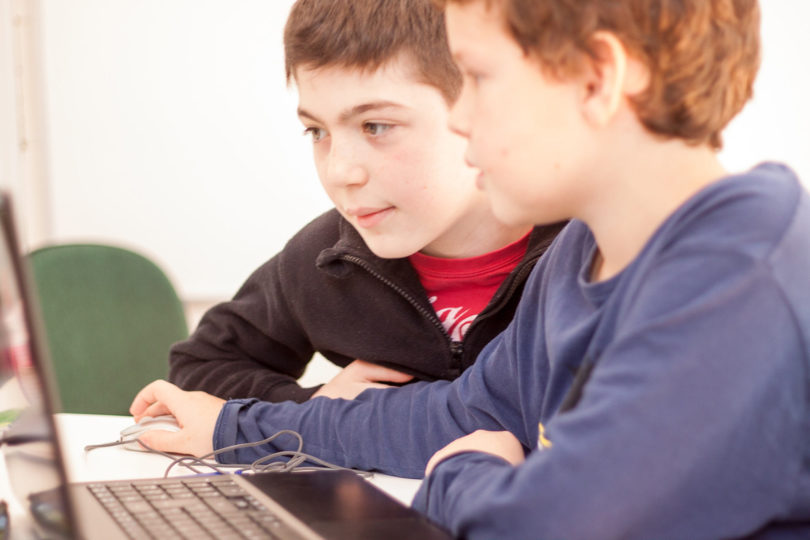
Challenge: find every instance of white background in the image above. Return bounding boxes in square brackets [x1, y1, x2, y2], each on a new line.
[1, 0, 809, 304]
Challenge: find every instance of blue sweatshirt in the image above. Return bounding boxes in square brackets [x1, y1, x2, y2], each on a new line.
[214, 163, 810, 539]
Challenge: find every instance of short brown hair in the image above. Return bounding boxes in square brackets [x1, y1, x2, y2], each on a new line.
[284, 0, 462, 104]
[435, 0, 761, 149]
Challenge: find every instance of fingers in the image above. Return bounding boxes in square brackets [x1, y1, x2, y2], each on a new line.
[426, 430, 525, 476]
[312, 361, 416, 400]
[127, 381, 222, 457]
[425, 450, 443, 476]
[129, 380, 180, 420]
[137, 429, 189, 455]
[349, 360, 415, 384]
[129, 379, 164, 416]
[138, 402, 173, 422]
[364, 382, 399, 390]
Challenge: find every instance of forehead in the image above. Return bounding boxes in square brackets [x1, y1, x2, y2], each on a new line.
[444, 1, 510, 60]
[294, 54, 446, 117]
[294, 50, 424, 89]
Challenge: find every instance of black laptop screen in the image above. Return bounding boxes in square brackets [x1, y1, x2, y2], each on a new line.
[0, 193, 75, 537]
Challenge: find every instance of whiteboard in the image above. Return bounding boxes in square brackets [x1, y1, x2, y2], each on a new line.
[32, 0, 810, 300]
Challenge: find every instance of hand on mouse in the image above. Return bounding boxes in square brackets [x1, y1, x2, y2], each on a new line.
[129, 380, 225, 457]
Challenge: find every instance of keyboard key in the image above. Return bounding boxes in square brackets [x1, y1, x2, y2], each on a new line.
[88, 476, 287, 540]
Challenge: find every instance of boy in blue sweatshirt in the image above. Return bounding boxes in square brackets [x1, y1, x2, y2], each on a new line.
[131, 0, 810, 538]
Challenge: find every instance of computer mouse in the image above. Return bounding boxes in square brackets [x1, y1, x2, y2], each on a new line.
[119, 414, 181, 452]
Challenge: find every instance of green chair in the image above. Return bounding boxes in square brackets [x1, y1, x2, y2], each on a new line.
[27, 244, 188, 415]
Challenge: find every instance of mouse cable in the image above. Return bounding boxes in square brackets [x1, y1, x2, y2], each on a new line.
[159, 429, 372, 479]
[159, 429, 303, 477]
[84, 438, 237, 476]
[84, 429, 372, 479]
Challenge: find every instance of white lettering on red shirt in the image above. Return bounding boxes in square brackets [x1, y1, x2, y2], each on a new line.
[409, 232, 530, 341]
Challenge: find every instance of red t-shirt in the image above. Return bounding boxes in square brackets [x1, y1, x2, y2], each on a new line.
[409, 233, 530, 341]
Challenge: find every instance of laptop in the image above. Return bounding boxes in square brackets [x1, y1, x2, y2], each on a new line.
[0, 192, 452, 540]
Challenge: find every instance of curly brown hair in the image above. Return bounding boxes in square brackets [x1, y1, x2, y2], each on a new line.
[434, 0, 761, 149]
[284, 0, 462, 105]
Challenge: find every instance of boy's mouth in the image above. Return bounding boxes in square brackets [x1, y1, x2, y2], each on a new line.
[475, 170, 485, 190]
[348, 207, 395, 228]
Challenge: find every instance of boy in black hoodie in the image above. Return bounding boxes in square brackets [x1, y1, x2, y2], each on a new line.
[168, 0, 562, 403]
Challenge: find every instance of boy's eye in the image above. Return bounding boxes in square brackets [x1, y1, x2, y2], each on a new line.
[362, 123, 392, 136]
[465, 72, 484, 87]
[303, 127, 326, 142]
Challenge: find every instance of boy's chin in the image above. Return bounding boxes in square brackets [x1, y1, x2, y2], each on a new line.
[363, 238, 420, 260]
[491, 199, 562, 229]
[491, 208, 535, 229]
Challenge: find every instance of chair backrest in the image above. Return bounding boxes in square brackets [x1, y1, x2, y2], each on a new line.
[27, 243, 188, 415]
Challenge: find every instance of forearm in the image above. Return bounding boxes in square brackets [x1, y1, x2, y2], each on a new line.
[168, 290, 319, 403]
[212, 379, 490, 478]
[169, 352, 319, 403]
[208, 328, 532, 475]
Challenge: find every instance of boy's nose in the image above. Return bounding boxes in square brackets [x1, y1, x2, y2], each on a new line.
[448, 80, 473, 138]
[323, 141, 368, 188]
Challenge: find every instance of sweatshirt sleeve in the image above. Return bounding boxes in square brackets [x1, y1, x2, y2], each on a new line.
[168, 217, 333, 404]
[411, 253, 809, 539]
[168, 267, 320, 403]
[211, 323, 536, 478]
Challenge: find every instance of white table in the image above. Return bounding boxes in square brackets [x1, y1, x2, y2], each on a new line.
[1, 413, 422, 539]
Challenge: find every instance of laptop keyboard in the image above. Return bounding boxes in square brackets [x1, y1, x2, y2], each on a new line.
[87, 475, 293, 539]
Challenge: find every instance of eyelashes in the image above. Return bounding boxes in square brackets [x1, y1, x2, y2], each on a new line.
[302, 122, 396, 143]
[302, 126, 326, 142]
[362, 123, 393, 136]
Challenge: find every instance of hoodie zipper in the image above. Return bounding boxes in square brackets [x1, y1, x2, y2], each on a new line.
[339, 254, 464, 373]
[340, 254, 450, 339]
[340, 251, 540, 376]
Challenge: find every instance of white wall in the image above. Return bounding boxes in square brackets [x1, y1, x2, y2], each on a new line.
[36, 0, 330, 301]
[1, 0, 52, 245]
[0, 0, 16, 193]
[3, 0, 810, 304]
[719, 0, 810, 179]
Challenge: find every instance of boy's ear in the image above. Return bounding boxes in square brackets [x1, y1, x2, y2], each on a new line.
[580, 31, 649, 127]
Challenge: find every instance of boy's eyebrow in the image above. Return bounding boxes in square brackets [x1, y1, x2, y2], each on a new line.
[297, 101, 409, 124]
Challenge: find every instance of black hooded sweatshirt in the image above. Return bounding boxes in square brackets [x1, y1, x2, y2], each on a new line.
[169, 209, 564, 403]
